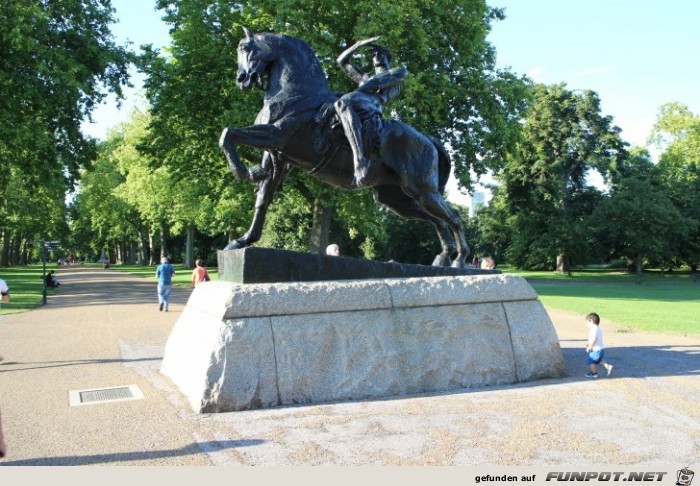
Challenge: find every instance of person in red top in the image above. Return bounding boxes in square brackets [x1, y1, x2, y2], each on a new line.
[191, 259, 210, 287]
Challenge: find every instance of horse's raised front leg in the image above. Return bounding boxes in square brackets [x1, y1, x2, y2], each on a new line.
[219, 124, 288, 181]
[225, 152, 288, 250]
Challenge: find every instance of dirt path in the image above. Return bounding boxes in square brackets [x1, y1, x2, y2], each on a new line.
[0, 267, 698, 465]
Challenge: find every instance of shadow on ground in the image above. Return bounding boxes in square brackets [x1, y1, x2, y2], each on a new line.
[0, 357, 161, 374]
[0, 439, 264, 466]
[39, 268, 191, 308]
[560, 342, 700, 380]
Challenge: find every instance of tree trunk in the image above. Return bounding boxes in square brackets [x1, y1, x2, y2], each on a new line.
[10, 235, 21, 265]
[556, 254, 569, 274]
[159, 221, 169, 260]
[309, 197, 333, 254]
[1, 230, 10, 267]
[185, 225, 194, 269]
[138, 225, 149, 265]
[635, 253, 643, 284]
[148, 230, 156, 266]
[228, 227, 237, 245]
[20, 238, 28, 265]
[128, 242, 137, 264]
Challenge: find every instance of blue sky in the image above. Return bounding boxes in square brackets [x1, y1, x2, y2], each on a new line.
[81, 1, 700, 203]
[488, 0, 700, 149]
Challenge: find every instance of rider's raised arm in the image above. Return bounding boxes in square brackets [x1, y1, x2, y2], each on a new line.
[357, 66, 408, 94]
[337, 36, 381, 85]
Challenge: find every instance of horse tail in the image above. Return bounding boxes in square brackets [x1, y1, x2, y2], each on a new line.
[429, 136, 451, 194]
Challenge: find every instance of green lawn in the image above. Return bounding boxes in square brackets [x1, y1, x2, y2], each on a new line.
[530, 281, 699, 334]
[494, 265, 699, 334]
[499, 264, 695, 283]
[0, 264, 57, 315]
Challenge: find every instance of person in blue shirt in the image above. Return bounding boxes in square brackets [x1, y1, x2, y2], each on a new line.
[156, 257, 175, 312]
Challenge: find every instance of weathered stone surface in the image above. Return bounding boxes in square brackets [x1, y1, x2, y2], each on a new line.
[223, 279, 393, 318]
[161, 306, 278, 412]
[272, 309, 401, 404]
[209, 275, 535, 319]
[385, 274, 536, 308]
[390, 303, 517, 393]
[503, 300, 567, 382]
[161, 275, 566, 412]
[217, 247, 499, 284]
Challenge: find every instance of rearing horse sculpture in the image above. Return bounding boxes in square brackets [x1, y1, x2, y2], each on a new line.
[219, 29, 469, 267]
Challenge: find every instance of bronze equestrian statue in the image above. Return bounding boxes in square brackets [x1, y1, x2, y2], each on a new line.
[219, 29, 469, 267]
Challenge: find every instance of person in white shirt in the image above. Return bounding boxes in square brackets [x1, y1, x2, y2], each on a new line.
[0, 278, 8, 308]
[585, 312, 613, 378]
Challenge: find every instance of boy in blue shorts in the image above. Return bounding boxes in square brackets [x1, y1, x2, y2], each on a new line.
[585, 312, 613, 378]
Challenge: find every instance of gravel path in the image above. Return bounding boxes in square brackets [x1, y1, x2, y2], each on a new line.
[0, 266, 697, 466]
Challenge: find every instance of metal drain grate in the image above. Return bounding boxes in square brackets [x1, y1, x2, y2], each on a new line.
[69, 384, 144, 407]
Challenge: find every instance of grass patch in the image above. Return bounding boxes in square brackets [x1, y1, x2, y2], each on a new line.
[0, 264, 57, 315]
[498, 266, 699, 334]
[499, 264, 694, 283]
[530, 281, 700, 334]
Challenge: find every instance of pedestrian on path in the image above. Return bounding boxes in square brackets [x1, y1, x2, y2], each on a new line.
[156, 257, 175, 312]
[0, 278, 9, 306]
[585, 312, 613, 378]
[190, 259, 210, 287]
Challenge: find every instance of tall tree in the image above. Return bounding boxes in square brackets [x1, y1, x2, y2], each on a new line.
[649, 102, 700, 270]
[0, 0, 130, 262]
[592, 148, 693, 276]
[499, 83, 628, 272]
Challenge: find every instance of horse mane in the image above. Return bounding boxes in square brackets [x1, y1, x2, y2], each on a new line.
[257, 33, 328, 85]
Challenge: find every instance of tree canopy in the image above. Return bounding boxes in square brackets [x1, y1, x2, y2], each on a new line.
[0, 0, 130, 265]
[496, 83, 628, 272]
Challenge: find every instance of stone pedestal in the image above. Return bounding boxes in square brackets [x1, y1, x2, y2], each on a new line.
[160, 274, 565, 413]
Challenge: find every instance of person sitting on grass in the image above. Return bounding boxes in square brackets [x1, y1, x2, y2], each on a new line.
[44, 271, 60, 288]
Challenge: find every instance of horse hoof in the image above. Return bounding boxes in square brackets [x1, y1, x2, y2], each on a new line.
[451, 259, 468, 269]
[352, 166, 370, 188]
[432, 254, 452, 267]
[224, 241, 245, 250]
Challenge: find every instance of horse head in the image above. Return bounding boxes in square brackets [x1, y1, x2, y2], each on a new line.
[236, 28, 275, 91]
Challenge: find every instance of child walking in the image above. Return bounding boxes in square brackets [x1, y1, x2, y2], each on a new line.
[585, 312, 613, 378]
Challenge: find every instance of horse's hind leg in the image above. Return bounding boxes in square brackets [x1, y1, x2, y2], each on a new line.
[373, 185, 456, 266]
[417, 191, 470, 268]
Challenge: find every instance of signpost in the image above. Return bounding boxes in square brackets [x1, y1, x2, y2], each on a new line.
[32, 240, 61, 305]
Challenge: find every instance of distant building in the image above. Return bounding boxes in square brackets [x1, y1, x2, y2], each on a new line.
[470, 191, 486, 217]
